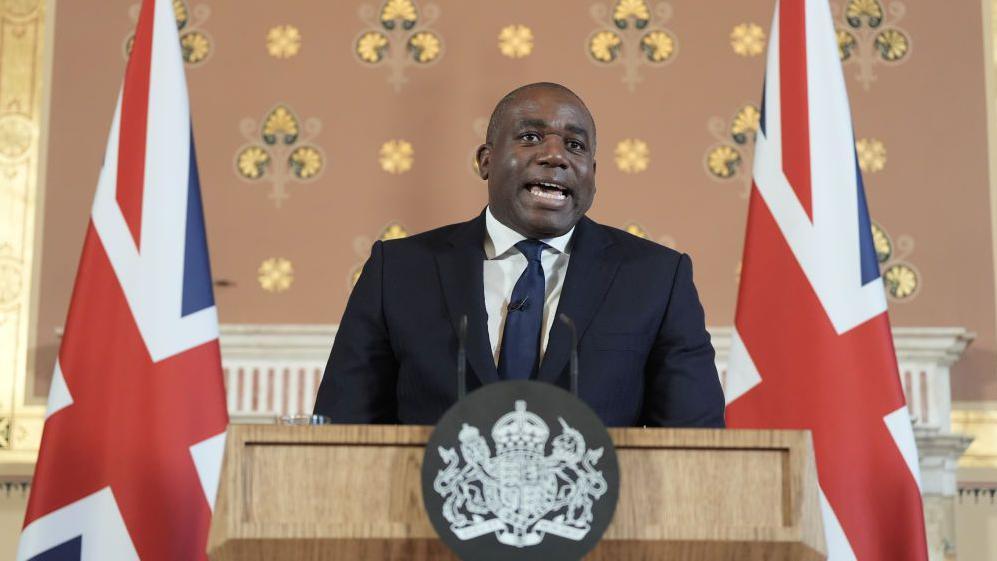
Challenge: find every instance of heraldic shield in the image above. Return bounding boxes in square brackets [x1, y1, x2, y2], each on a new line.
[422, 381, 619, 561]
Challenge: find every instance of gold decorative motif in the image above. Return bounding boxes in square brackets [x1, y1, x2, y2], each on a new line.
[614, 139, 650, 173]
[589, 31, 622, 63]
[730, 23, 765, 57]
[356, 0, 444, 92]
[125, 0, 214, 66]
[875, 28, 908, 61]
[883, 263, 918, 299]
[587, 1, 677, 91]
[180, 31, 210, 63]
[173, 0, 189, 28]
[289, 146, 322, 179]
[263, 106, 299, 144]
[498, 24, 533, 59]
[357, 31, 390, 63]
[837, 29, 858, 60]
[237, 146, 270, 179]
[235, 104, 325, 207]
[0, 417, 9, 450]
[258, 258, 294, 293]
[350, 223, 411, 287]
[846, 0, 883, 27]
[614, 0, 650, 24]
[408, 31, 441, 62]
[379, 139, 415, 174]
[871, 222, 892, 262]
[872, 222, 920, 301]
[730, 105, 760, 144]
[856, 138, 887, 173]
[704, 104, 760, 194]
[832, 0, 911, 90]
[706, 146, 741, 179]
[381, 0, 417, 26]
[0, 114, 35, 160]
[267, 25, 302, 59]
[641, 31, 674, 62]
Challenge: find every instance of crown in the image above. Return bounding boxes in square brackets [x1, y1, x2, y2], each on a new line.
[492, 400, 549, 456]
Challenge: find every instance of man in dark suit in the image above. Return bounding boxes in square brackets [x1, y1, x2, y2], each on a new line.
[314, 82, 725, 427]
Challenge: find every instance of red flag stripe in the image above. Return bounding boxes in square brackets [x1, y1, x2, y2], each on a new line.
[778, 0, 814, 221]
[115, 0, 155, 248]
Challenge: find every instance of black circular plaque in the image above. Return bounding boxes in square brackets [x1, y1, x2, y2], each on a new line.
[421, 380, 619, 561]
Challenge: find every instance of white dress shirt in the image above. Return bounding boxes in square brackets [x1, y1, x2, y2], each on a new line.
[483, 207, 574, 366]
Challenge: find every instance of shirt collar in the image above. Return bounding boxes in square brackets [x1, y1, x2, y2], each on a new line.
[484, 206, 574, 259]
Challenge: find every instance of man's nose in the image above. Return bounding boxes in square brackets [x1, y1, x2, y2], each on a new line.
[535, 138, 569, 168]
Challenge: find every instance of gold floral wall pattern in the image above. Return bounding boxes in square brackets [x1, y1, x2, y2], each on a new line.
[833, 0, 911, 91]
[498, 24, 534, 59]
[614, 138, 650, 173]
[730, 23, 766, 57]
[354, 0, 444, 92]
[124, 0, 213, 66]
[267, 24, 301, 59]
[258, 257, 294, 294]
[872, 221, 920, 301]
[586, 0, 678, 92]
[856, 137, 887, 173]
[704, 104, 760, 196]
[349, 223, 410, 288]
[235, 104, 325, 208]
[379, 139, 414, 174]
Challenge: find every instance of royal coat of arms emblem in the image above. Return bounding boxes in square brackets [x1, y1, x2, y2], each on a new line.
[432, 400, 609, 548]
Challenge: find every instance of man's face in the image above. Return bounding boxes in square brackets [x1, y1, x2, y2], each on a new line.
[476, 88, 597, 239]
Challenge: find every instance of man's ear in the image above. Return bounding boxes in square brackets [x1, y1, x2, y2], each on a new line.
[475, 144, 491, 180]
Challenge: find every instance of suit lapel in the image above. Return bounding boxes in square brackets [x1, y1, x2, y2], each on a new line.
[435, 212, 500, 386]
[538, 217, 622, 384]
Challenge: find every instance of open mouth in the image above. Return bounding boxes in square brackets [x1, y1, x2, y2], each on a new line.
[524, 181, 572, 202]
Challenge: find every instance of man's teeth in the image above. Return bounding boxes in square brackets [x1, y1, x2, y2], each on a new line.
[529, 185, 567, 200]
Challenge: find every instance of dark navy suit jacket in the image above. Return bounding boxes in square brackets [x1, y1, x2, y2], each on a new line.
[313, 212, 725, 427]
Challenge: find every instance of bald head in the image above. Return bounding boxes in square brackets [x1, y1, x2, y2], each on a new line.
[485, 82, 596, 151]
[475, 82, 598, 239]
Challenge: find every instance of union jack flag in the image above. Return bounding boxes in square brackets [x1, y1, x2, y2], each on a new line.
[725, 0, 928, 559]
[17, 0, 228, 559]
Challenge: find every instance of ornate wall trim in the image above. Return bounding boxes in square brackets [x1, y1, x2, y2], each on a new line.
[0, 0, 53, 472]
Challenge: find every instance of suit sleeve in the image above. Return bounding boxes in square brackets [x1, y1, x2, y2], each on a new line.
[641, 253, 726, 428]
[314, 240, 399, 423]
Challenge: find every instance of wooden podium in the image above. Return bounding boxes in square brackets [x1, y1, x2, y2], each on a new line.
[207, 424, 826, 560]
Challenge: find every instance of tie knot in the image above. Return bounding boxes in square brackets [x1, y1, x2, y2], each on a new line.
[514, 239, 547, 263]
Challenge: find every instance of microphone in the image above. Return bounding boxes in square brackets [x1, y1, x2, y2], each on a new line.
[558, 313, 579, 397]
[508, 295, 529, 311]
[457, 314, 468, 400]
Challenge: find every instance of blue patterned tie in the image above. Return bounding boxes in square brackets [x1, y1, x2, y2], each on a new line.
[498, 239, 548, 380]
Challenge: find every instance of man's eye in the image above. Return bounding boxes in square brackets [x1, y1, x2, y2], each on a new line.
[567, 140, 585, 151]
[521, 133, 541, 143]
